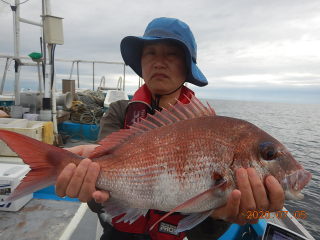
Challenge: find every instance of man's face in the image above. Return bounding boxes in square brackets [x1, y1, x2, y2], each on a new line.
[141, 41, 188, 96]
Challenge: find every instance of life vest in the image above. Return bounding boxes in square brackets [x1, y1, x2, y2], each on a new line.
[112, 84, 195, 240]
[124, 84, 194, 128]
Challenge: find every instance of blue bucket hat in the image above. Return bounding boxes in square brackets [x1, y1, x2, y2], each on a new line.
[120, 17, 208, 87]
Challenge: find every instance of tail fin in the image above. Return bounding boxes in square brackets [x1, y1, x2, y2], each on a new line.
[0, 130, 84, 202]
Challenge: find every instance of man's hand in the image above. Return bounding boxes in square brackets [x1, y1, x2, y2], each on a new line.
[66, 144, 98, 157]
[55, 145, 110, 203]
[210, 168, 284, 225]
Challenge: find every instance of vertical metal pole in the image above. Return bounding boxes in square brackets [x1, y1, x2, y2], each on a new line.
[45, 0, 59, 137]
[0, 58, 10, 95]
[93, 62, 95, 91]
[14, 0, 21, 105]
[45, 0, 51, 15]
[69, 61, 74, 79]
[37, 62, 41, 91]
[52, 68, 57, 134]
[14, 62, 21, 105]
[123, 64, 125, 91]
[13, 1, 20, 60]
[42, 0, 46, 80]
[47, 45, 52, 63]
[37, 62, 43, 110]
[77, 62, 79, 88]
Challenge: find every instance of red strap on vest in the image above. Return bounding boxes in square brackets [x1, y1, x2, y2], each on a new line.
[148, 210, 186, 240]
[112, 211, 186, 239]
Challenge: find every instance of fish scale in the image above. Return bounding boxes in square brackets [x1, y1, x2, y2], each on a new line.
[94, 117, 239, 212]
[0, 94, 311, 232]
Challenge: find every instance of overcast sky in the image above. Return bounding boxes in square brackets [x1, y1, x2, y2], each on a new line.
[0, 0, 319, 104]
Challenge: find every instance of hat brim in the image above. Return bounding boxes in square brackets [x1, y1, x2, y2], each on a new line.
[120, 36, 208, 87]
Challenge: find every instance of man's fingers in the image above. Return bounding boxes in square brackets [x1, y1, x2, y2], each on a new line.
[224, 190, 241, 221]
[247, 168, 269, 211]
[65, 145, 99, 157]
[65, 145, 85, 155]
[81, 145, 99, 157]
[210, 169, 285, 225]
[92, 190, 110, 203]
[266, 176, 284, 212]
[245, 168, 269, 224]
[55, 158, 108, 203]
[237, 168, 256, 222]
[55, 163, 76, 198]
[210, 190, 241, 221]
[78, 162, 100, 202]
[66, 159, 92, 198]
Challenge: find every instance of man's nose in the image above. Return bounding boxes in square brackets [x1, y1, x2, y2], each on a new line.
[153, 53, 166, 68]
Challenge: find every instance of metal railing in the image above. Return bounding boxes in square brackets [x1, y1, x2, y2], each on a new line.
[97, 76, 123, 91]
[0, 55, 126, 94]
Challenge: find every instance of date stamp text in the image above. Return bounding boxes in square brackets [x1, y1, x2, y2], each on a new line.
[246, 210, 306, 219]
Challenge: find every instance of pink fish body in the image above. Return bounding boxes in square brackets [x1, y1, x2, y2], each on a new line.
[0, 95, 311, 232]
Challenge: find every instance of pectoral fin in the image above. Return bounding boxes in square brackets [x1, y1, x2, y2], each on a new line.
[150, 179, 226, 231]
[176, 209, 214, 232]
[102, 197, 148, 224]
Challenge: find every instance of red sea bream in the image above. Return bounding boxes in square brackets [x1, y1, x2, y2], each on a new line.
[0, 95, 311, 232]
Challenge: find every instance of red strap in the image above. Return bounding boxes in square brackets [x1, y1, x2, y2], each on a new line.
[111, 211, 185, 240]
[148, 210, 185, 240]
[124, 102, 148, 128]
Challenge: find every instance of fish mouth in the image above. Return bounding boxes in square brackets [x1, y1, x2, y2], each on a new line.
[281, 169, 312, 201]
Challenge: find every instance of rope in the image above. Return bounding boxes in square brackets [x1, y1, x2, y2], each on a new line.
[69, 90, 105, 142]
[68, 126, 96, 144]
[71, 105, 103, 128]
[69, 90, 105, 143]
[71, 90, 105, 126]
[76, 89, 105, 107]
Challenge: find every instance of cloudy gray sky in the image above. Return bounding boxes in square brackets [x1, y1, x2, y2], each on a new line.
[1, 0, 320, 104]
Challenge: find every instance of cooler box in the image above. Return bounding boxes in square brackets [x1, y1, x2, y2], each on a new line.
[0, 163, 32, 211]
[0, 95, 14, 107]
[103, 90, 129, 111]
[0, 119, 44, 156]
[0, 118, 28, 128]
[0, 157, 24, 164]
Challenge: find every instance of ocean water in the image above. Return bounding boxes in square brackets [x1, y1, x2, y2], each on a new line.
[201, 99, 320, 239]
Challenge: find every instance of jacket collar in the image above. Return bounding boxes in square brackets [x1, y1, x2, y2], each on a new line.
[130, 84, 195, 106]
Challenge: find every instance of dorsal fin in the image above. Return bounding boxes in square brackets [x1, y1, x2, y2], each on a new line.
[90, 94, 216, 158]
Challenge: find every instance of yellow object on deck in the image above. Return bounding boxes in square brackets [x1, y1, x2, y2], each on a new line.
[42, 121, 54, 145]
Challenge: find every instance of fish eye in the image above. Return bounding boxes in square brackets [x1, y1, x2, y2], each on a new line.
[261, 146, 278, 160]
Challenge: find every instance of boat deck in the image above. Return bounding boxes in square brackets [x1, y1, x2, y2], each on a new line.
[0, 198, 98, 240]
[0, 139, 99, 240]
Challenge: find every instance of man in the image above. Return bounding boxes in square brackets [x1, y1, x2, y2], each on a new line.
[56, 17, 284, 239]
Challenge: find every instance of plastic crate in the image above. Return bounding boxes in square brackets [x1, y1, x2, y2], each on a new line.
[0, 163, 32, 211]
[58, 121, 99, 141]
[0, 121, 44, 156]
[0, 118, 28, 128]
